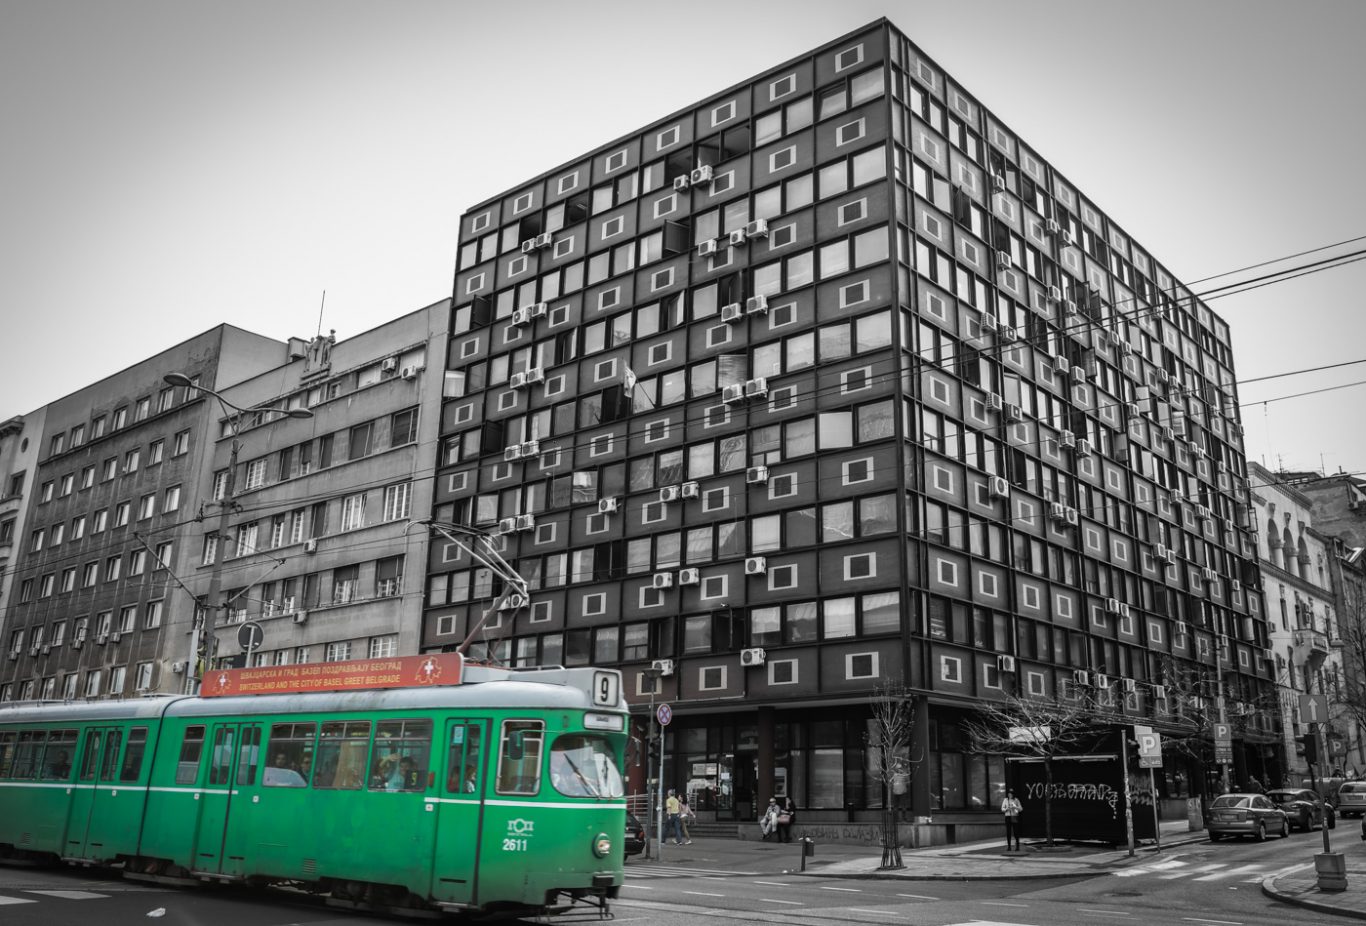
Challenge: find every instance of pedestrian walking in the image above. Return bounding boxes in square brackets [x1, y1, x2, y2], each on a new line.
[665, 789, 683, 845]
[677, 796, 695, 844]
[1001, 788, 1023, 851]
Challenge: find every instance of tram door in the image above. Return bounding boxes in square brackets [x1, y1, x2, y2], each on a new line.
[64, 726, 122, 860]
[193, 722, 262, 877]
[431, 718, 489, 906]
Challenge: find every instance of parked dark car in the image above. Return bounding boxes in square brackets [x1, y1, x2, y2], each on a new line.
[1206, 793, 1290, 841]
[624, 812, 646, 858]
[1266, 788, 1335, 831]
[1337, 780, 1366, 818]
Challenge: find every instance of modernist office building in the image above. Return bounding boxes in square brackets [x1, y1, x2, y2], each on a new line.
[424, 20, 1272, 823]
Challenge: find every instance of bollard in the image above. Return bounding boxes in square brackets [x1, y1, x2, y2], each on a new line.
[800, 837, 815, 871]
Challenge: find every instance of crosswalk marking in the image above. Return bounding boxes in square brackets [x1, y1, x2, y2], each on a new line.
[1113, 857, 1314, 884]
[24, 890, 107, 899]
[1194, 863, 1259, 881]
[626, 864, 757, 879]
[0, 896, 38, 905]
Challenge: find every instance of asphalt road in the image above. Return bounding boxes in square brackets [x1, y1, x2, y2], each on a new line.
[0, 825, 1345, 926]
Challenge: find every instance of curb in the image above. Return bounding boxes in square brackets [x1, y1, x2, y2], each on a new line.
[1263, 876, 1366, 921]
[800, 868, 1098, 882]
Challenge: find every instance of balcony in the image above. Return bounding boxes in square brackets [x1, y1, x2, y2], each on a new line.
[1293, 627, 1330, 658]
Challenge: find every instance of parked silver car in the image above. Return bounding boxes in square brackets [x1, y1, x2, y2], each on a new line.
[1337, 780, 1366, 818]
[1207, 793, 1290, 841]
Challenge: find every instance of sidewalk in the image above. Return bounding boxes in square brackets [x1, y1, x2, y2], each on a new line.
[1263, 851, 1366, 921]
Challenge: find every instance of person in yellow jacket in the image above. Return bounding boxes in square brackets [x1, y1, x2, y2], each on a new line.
[665, 789, 683, 845]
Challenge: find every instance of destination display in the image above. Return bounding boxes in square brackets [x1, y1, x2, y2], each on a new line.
[200, 653, 464, 697]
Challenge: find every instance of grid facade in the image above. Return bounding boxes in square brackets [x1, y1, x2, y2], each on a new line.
[425, 20, 1273, 819]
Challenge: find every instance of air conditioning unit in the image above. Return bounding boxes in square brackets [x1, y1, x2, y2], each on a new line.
[381, 357, 398, 373]
[1070, 364, 1087, 383]
[722, 384, 745, 404]
[1052, 355, 1070, 374]
[498, 517, 517, 534]
[598, 497, 619, 514]
[1231, 579, 1242, 593]
[999, 325, 1019, 342]
[679, 481, 700, 499]
[1202, 566, 1217, 581]
[995, 250, 1012, 270]
[529, 302, 549, 319]
[980, 313, 999, 334]
[720, 303, 743, 323]
[499, 593, 528, 610]
[1095, 674, 1111, 690]
[1046, 284, 1062, 303]
[304, 539, 318, 553]
[1046, 217, 1062, 236]
[1005, 403, 1023, 422]
[1175, 621, 1188, 638]
[525, 367, 545, 384]
[651, 658, 675, 676]
[291, 610, 308, 625]
[659, 485, 680, 503]
[1103, 597, 1120, 614]
[744, 377, 769, 399]
[519, 439, 540, 458]
[40, 645, 50, 655]
[1076, 438, 1093, 457]
[988, 476, 1010, 498]
[1160, 426, 1174, 442]
[1122, 677, 1136, 693]
[746, 295, 769, 315]
[698, 239, 718, 258]
[1155, 543, 1170, 560]
[1048, 502, 1067, 522]
[110, 632, 122, 644]
[746, 465, 769, 484]
[745, 556, 768, 575]
[1073, 669, 1090, 686]
[534, 233, 553, 249]
[991, 171, 1006, 191]
[511, 307, 532, 326]
[509, 372, 529, 390]
[1059, 430, 1076, 449]
[520, 239, 538, 254]
[1061, 228, 1075, 247]
[503, 445, 523, 462]
[1153, 684, 1168, 700]
[515, 514, 536, 532]
[1196, 505, 1211, 521]
[1063, 299, 1078, 317]
[1064, 506, 1079, 526]
[745, 219, 770, 238]
[400, 365, 420, 380]
[690, 165, 714, 185]
[1125, 402, 1140, 418]
[652, 572, 674, 590]
[997, 654, 1016, 673]
[986, 393, 1004, 412]
[673, 175, 691, 192]
[1165, 550, 1177, 566]
[29, 645, 39, 657]
[678, 568, 700, 586]
[171, 661, 186, 674]
[72, 638, 83, 651]
[741, 647, 767, 666]
[729, 228, 748, 247]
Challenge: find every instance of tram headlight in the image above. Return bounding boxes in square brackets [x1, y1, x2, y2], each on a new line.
[592, 833, 613, 858]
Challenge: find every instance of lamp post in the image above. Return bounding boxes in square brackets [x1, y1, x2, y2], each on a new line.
[642, 665, 663, 860]
[164, 373, 312, 691]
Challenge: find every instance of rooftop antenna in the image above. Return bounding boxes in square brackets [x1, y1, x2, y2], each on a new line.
[316, 290, 327, 338]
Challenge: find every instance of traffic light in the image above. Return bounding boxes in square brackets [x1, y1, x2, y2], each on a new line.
[1295, 732, 1319, 764]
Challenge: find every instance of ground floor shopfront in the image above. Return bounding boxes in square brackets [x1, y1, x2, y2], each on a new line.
[625, 697, 1281, 828]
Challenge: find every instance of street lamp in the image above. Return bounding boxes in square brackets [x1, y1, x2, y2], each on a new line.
[164, 372, 312, 691]
[642, 665, 663, 860]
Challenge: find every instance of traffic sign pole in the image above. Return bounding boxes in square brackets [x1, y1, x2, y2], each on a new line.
[656, 703, 671, 855]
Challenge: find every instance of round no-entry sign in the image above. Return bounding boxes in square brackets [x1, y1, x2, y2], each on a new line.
[656, 703, 672, 726]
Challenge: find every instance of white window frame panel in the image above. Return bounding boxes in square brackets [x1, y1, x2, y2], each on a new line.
[843, 552, 876, 580]
[838, 199, 868, 226]
[582, 593, 607, 617]
[769, 146, 797, 172]
[769, 74, 797, 101]
[936, 558, 959, 588]
[939, 654, 961, 683]
[700, 574, 728, 601]
[470, 211, 492, 233]
[653, 193, 679, 219]
[465, 273, 486, 295]
[834, 43, 865, 73]
[656, 125, 681, 150]
[835, 118, 866, 146]
[710, 100, 737, 127]
[839, 280, 870, 308]
[768, 659, 798, 685]
[768, 564, 797, 590]
[557, 170, 580, 195]
[553, 235, 575, 258]
[847, 651, 879, 680]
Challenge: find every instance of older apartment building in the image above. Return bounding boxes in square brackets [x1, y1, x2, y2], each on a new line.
[424, 19, 1273, 825]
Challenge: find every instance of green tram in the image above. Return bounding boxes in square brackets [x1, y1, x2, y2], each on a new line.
[0, 663, 628, 918]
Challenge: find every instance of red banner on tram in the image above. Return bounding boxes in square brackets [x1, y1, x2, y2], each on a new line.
[199, 653, 464, 698]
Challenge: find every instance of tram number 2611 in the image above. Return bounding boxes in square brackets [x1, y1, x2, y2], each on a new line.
[502, 838, 529, 852]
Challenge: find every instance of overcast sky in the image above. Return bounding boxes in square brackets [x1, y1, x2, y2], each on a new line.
[3, 0, 1363, 479]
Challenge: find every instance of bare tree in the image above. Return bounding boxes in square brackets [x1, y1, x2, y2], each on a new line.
[1335, 575, 1366, 769]
[867, 681, 916, 869]
[962, 684, 1102, 847]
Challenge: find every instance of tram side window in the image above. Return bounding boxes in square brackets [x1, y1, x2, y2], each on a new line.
[264, 723, 315, 787]
[313, 721, 370, 790]
[119, 727, 148, 782]
[445, 724, 483, 794]
[0, 732, 15, 777]
[175, 726, 206, 785]
[208, 728, 235, 785]
[99, 730, 124, 781]
[496, 720, 544, 795]
[369, 719, 432, 792]
[79, 731, 103, 781]
[236, 726, 260, 786]
[12, 730, 45, 779]
[41, 729, 77, 780]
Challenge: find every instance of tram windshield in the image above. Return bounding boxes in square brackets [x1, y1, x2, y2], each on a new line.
[549, 734, 624, 798]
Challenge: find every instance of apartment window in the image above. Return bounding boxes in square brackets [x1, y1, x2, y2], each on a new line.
[376, 556, 403, 597]
[134, 396, 151, 421]
[128, 550, 147, 575]
[60, 567, 76, 593]
[105, 555, 121, 581]
[112, 407, 127, 429]
[154, 540, 172, 566]
[30, 528, 44, 552]
[41, 480, 53, 502]
[59, 473, 73, 496]
[114, 501, 131, 526]
[235, 522, 258, 556]
[92, 509, 108, 533]
[349, 423, 374, 459]
[333, 565, 359, 604]
[80, 465, 95, 489]
[91, 415, 106, 438]
[325, 642, 352, 662]
[102, 458, 117, 481]
[369, 635, 397, 659]
[838, 199, 867, 225]
[656, 125, 681, 149]
[144, 600, 163, 630]
[202, 533, 219, 566]
[137, 493, 155, 520]
[82, 562, 99, 587]
[164, 485, 181, 512]
[135, 662, 155, 691]
[244, 458, 267, 490]
[172, 429, 190, 455]
[340, 493, 366, 531]
[601, 216, 625, 240]
[391, 408, 418, 446]
[118, 605, 136, 633]
[148, 439, 165, 465]
[50, 433, 65, 456]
